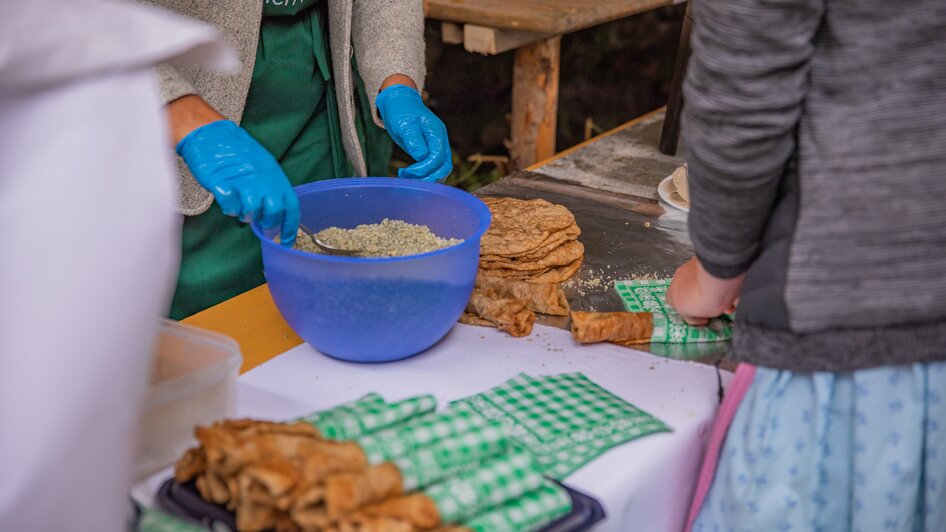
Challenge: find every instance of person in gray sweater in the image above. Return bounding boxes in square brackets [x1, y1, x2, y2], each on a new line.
[149, 0, 452, 318]
[666, 0, 946, 528]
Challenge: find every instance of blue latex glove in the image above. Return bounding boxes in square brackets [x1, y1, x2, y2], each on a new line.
[176, 120, 300, 246]
[375, 84, 453, 182]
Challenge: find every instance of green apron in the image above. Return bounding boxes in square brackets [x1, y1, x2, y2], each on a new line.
[170, 0, 392, 319]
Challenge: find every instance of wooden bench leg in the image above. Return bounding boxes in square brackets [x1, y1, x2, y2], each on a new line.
[659, 1, 693, 156]
[509, 35, 562, 170]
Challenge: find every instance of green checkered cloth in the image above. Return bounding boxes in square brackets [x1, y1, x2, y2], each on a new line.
[614, 279, 733, 343]
[393, 423, 509, 490]
[135, 506, 205, 532]
[649, 340, 727, 360]
[295, 392, 382, 432]
[454, 373, 670, 479]
[461, 480, 572, 532]
[424, 451, 544, 524]
[298, 393, 437, 440]
[357, 407, 491, 464]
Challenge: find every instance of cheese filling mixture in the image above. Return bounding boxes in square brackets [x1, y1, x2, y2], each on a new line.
[294, 218, 463, 258]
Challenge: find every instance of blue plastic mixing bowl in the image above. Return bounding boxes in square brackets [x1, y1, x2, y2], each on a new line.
[252, 178, 491, 363]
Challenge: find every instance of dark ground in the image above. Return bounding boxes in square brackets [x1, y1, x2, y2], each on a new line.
[391, 5, 687, 190]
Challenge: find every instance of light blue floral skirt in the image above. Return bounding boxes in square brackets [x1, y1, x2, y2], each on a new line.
[694, 362, 946, 532]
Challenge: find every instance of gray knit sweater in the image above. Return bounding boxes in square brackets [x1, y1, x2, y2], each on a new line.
[147, 0, 426, 215]
[684, 0, 946, 371]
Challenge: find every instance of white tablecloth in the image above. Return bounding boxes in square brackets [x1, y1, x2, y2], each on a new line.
[136, 323, 729, 532]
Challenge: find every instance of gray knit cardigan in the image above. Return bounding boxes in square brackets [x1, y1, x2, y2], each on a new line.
[148, 0, 426, 215]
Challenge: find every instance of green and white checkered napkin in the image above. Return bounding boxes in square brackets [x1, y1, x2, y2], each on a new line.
[424, 451, 545, 524]
[614, 279, 733, 343]
[135, 506, 204, 532]
[335, 400, 570, 526]
[331, 398, 571, 525]
[298, 393, 437, 440]
[393, 423, 509, 491]
[357, 407, 491, 464]
[461, 480, 572, 532]
[454, 373, 670, 479]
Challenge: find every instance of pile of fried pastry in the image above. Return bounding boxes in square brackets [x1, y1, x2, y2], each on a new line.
[175, 419, 465, 532]
[460, 198, 583, 337]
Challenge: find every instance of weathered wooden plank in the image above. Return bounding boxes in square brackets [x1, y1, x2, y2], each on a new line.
[441, 21, 464, 44]
[509, 36, 562, 170]
[536, 109, 686, 201]
[426, 0, 675, 34]
[463, 24, 551, 55]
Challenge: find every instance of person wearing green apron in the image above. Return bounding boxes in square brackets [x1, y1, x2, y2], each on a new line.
[163, 0, 451, 319]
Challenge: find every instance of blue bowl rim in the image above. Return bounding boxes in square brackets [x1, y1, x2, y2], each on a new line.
[251, 177, 492, 264]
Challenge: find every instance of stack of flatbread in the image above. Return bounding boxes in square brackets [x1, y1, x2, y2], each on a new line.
[478, 198, 584, 284]
[460, 198, 583, 337]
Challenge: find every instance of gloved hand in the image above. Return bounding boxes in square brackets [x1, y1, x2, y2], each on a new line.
[375, 84, 453, 182]
[176, 120, 300, 246]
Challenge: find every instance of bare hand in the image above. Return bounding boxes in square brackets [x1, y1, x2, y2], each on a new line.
[166, 94, 225, 146]
[380, 74, 418, 92]
[666, 257, 745, 326]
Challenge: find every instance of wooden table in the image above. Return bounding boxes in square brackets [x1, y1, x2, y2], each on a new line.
[424, 0, 679, 169]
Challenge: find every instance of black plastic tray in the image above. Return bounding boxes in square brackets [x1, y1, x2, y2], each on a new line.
[156, 477, 605, 531]
[541, 481, 606, 532]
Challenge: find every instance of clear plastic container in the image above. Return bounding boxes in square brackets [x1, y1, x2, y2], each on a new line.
[135, 319, 241, 480]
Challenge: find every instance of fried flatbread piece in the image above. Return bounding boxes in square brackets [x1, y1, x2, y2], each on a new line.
[325, 463, 405, 519]
[480, 241, 584, 272]
[480, 255, 583, 284]
[458, 312, 494, 328]
[570, 311, 654, 345]
[350, 493, 441, 529]
[461, 292, 535, 337]
[220, 419, 322, 439]
[187, 420, 324, 480]
[195, 471, 231, 505]
[291, 483, 325, 508]
[242, 459, 302, 501]
[274, 512, 303, 532]
[333, 516, 418, 532]
[474, 276, 569, 316]
[236, 501, 280, 532]
[480, 224, 580, 262]
[175, 447, 207, 483]
[291, 505, 331, 530]
[297, 440, 368, 482]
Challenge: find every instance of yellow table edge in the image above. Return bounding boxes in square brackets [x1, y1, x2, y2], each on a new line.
[183, 107, 668, 374]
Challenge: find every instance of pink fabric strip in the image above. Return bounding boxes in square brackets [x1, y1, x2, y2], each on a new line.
[684, 363, 757, 532]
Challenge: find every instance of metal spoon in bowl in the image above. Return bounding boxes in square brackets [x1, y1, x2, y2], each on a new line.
[298, 223, 362, 256]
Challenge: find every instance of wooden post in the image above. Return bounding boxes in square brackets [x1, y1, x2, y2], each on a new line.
[509, 35, 561, 170]
[658, 1, 693, 156]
